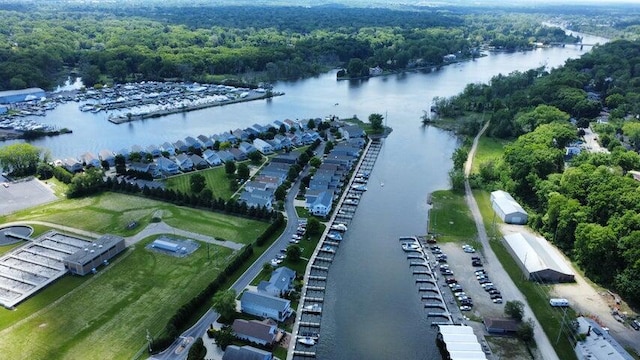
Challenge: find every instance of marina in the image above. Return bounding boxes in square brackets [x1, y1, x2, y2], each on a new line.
[289, 138, 384, 359]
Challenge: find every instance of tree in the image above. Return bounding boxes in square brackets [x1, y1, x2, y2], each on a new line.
[190, 173, 206, 193]
[36, 162, 54, 180]
[248, 151, 263, 164]
[369, 113, 384, 133]
[623, 121, 640, 151]
[310, 157, 322, 168]
[186, 337, 206, 360]
[237, 163, 250, 181]
[517, 318, 535, 344]
[212, 289, 237, 322]
[306, 217, 321, 236]
[286, 245, 302, 262]
[275, 185, 287, 201]
[0, 143, 42, 177]
[347, 58, 366, 78]
[211, 325, 234, 351]
[504, 300, 524, 321]
[224, 161, 236, 176]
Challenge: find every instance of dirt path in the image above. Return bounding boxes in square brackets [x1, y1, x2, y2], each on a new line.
[463, 121, 560, 360]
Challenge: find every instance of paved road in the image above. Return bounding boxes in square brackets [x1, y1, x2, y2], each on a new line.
[124, 221, 243, 250]
[463, 121, 560, 360]
[150, 157, 312, 360]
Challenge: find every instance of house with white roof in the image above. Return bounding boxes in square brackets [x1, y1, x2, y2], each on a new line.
[257, 266, 296, 297]
[202, 149, 222, 166]
[308, 190, 334, 217]
[503, 232, 575, 283]
[240, 291, 292, 322]
[490, 190, 528, 224]
[253, 138, 274, 154]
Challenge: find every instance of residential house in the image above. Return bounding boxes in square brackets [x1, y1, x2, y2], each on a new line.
[253, 138, 274, 154]
[239, 141, 257, 155]
[197, 135, 214, 149]
[231, 319, 279, 346]
[369, 66, 383, 76]
[252, 123, 266, 134]
[257, 267, 296, 297]
[217, 150, 235, 163]
[273, 120, 289, 131]
[175, 153, 193, 171]
[274, 134, 292, 149]
[244, 127, 260, 139]
[443, 54, 457, 62]
[131, 144, 146, 156]
[347, 137, 366, 148]
[80, 152, 101, 168]
[253, 175, 282, 189]
[267, 139, 283, 151]
[232, 129, 249, 142]
[62, 158, 83, 173]
[190, 154, 209, 169]
[271, 152, 299, 165]
[117, 148, 130, 161]
[283, 119, 299, 131]
[245, 181, 270, 193]
[339, 125, 365, 139]
[324, 154, 353, 169]
[240, 290, 292, 322]
[202, 149, 222, 166]
[222, 345, 272, 360]
[99, 150, 115, 167]
[185, 136, 202, 150]
[484, 318, 519, 335]
[308, 190, 334, 217]
[129, 162, 155, 175]
[229, 148, 247, 161]
[146, 144, 162, 157]
[286, 133, 302, 146]
[160, 142, 176, 156]
[173, 140, 189, 153]
[156, 157, 179, 175]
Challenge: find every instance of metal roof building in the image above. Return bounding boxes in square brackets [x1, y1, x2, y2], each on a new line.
[574, 317, 634, 360]
[490, 190, 528, 225]
[0, 88, 46, 104]
[437, 325, 487, 360]
[63, 234, 126, 276]
[503, 232, 575, 283]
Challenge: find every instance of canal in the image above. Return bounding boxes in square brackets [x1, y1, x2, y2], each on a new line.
[2, 30, 607, 360]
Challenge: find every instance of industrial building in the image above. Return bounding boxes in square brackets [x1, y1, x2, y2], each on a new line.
[63, 234, 126, 276]
[436, 325, 487, 360]
[0, 88, 46, 104]
[503, 232, 575, 283]
[490, 190, 528, 224]
[574, 316, 634, 360]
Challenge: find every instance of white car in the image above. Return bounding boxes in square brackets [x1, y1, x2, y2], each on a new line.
[460, 305, 472, 311]
[289, 239, 300, 244]
[270, 258, 283, 266]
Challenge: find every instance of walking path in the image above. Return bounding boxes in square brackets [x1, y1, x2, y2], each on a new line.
[463, 121, 560, 360]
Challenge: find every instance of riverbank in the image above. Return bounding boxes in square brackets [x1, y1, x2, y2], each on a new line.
[0, 128, 72, 141]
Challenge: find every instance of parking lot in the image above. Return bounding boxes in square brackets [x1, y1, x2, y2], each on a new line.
[0, 176, 58, 216]
[432, 242, 509, 319]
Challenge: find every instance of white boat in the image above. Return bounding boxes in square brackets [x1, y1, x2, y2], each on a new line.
[304, 303, 322, 312]
[321, 246, 335, 254]
[298, 337, 316, 346]
[327, 232, 343, 241]
[402, 243, 421, 251]
[330, 223, 348, 232]
[351, 184, 367, 191]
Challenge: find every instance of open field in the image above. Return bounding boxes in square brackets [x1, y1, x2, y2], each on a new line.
[471, 136, 512, 174]
[429, 190, 477, 242]
[473, 189, 577, 360]
[0, 192, 267, 244]
[164, 166, 235, 200]
[0, 235, 234, 360]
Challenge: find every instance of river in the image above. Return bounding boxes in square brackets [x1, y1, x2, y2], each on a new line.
[2, 30, 607, 360]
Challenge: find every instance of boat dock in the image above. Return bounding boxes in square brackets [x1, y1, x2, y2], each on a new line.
[289, 138, 384, 360]
[398, 236, 462, 326]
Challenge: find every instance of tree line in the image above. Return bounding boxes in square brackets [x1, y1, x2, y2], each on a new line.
[442, 39, 640, 307]
[0, 3, 581, 90]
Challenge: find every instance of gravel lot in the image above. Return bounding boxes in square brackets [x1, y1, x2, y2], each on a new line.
[0, 176, 58, 216]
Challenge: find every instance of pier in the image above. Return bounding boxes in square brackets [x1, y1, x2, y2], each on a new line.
[289, 138, 384, 360]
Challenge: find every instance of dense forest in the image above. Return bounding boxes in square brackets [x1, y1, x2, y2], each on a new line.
[0, 3, 579, 90]
[440, 39, 640, 306]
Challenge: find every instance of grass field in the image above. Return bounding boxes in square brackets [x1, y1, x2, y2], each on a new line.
[429, 190, 477, 243]
[470, 135, 512, 174]
[473, 189, 577, 360]
[0, 235, 234, 360]
[0, 192, 267, 244]
[164, 166, 235, 200]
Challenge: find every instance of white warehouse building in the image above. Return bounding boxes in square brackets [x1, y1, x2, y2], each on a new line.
[503, 232, 575, 283]
[490, 190, 528, 225]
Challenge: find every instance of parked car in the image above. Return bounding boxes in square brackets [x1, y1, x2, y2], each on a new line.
[474, 269, 486, 275]
[460, 305, 472, 311]
[490, 294, 503, 300]
[492, 298, 503, 304]
[472, 260, 483, 267]
[488, 289, 501, 295]
[445, 278, 458, 284]
[460, 299, 474, 306]
[441, 269, 453, 275]
[631, 320, 640, 331]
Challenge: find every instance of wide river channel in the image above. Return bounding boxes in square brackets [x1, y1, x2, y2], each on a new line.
[3, 29, 607, 360]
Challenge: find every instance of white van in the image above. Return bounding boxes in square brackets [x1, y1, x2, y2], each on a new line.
[549, 298, 570, 307]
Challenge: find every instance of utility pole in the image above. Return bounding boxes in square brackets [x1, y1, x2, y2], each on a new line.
[146, 329, 153, 353]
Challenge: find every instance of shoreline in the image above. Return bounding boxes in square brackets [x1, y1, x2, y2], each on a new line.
[107, 92, 283, 124]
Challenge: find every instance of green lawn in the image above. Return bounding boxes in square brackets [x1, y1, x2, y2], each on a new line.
[473, 190, 577, 360]
[429, 190, 477, 243]
[164, 166, 235, 200]
[0, 236, 234, 360]
[0, 192, 267, 243]
[471, 136, 512, 174]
